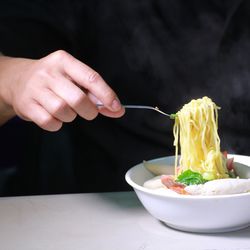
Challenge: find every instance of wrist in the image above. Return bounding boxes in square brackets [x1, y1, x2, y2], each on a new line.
[0, 56, 17, 124]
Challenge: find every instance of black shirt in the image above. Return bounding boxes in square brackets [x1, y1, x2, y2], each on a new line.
[1, 0, 250, 195]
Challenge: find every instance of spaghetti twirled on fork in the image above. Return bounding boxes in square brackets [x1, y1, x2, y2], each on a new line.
[173, 96, 229, 180]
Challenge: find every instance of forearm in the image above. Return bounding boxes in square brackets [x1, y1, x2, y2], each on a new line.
[0, 55, 18, 125]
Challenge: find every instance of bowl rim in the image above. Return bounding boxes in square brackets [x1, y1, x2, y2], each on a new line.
[125, 154, 250, 200]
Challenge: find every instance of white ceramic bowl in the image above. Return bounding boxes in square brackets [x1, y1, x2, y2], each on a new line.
[125, 154, 250, 233]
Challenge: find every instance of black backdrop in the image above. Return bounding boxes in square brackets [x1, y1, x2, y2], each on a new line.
[0, 0, 250, 196]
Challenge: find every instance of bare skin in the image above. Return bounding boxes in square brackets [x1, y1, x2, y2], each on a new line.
[0, 50, 125, 131]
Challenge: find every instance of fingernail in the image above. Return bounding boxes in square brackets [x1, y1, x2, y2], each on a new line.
[111, 98, 121, 111]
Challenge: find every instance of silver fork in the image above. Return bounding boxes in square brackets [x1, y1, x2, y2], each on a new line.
[97, 104, 176, 119]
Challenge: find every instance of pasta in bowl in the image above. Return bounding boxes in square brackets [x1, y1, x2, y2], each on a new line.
[125, 154, 250, 233]
[125, 97, 250, 232]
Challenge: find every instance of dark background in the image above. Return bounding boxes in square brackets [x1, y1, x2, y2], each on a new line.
[0, 0, 250, 196]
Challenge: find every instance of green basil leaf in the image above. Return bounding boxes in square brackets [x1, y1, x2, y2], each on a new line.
[176, 170, 207, 185]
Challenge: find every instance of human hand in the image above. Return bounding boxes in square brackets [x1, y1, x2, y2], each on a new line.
[0, 50, 125, 131]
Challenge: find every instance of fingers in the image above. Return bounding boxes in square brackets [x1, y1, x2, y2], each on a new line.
[97, 106, 125, 118]
[87, 92, 125, 118]
[56, 51, 122, 112]
[48, 76, 99, 120]
[24, 102, 63, 132]
[35, 88, 77, 122]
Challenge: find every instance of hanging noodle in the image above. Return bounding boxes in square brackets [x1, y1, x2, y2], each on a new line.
[173, 96, 229, 180]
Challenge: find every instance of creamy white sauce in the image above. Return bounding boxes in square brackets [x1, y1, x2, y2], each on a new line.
[143, 176, 250, 196]
[143, 176, 164, 189]
[143, 176, 180, 196]
[185, 178, 250, 195]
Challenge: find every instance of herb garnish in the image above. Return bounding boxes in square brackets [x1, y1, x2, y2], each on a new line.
[176, 170, 207, 185]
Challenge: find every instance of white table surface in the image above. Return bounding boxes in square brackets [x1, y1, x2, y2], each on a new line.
[0, 191, 249, 250]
